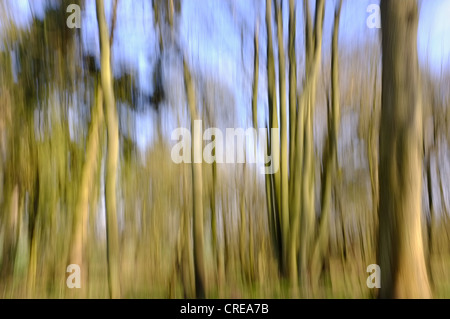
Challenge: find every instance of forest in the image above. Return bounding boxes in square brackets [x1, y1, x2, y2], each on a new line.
[0, 0, 450, 299]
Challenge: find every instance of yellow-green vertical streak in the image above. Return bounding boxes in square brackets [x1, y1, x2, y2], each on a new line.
[275, 0, 289, 276]
[311, 0, 342, 287]
[252, 23, 259, 130]
[96, 0, 121, 299]
[265, 0, 282, 268]
[288, 93, 304, 285]
[250, 21, 259, 283]
[288, 0, 297, 173]
[266, 0, 280, 219]
[183, 59, 206, 299]
[299, 0, 325, 287]
[68, 79, 103, 296]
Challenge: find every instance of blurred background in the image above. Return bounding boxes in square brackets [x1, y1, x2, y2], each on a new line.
[0, 0, 449, 298]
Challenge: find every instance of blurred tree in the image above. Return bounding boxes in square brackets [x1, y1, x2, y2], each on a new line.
[183, 59, 206, 298]
[311, 0, 343, 289]
[0, 0, 81, 296]
[378, 0, 431, 298]
[96, 0, 121, 299]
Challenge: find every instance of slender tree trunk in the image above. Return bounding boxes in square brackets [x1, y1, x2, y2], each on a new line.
[367, 64, 379, 266]
[265, 1, 281, 269]
[426, 152, 435, 286]
[275, 0, 290, 278]
[27, 148, 40, 298]
[288, 0, 297, 173]
[67, 79, 103, 296]
[250, 20, 259, 284]
[0, 184, 19, 290]
[298, 0, 325, 291]
[378, 0, 431, 299]
[181, 169, 196, 298]
[96, 0, 121, 299]
[311, 0, 342, 288]
[239, 177, 247, 280]
[183, 59, 206, 299]
[210, 159, 219, 282]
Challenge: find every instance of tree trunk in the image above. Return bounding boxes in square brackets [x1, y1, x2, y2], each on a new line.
[96, 0, 121, 299]
[311, 0, 342, 288]
[67, 79, 103, 296]
[275, 0, 290, 278]
[183, 59, 206, 299]
[378, 0, 431, 299]
[298, 0, 325, 291]
[0, 185, 19, 290]
[265, 0, 282, 272]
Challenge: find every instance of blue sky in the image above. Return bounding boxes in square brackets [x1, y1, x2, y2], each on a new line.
[5, 0, 450, 76]
[418, 0, 450, 74]
[2, 0, 450, 149]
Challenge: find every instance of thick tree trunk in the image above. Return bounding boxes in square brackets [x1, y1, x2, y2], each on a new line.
[378, 0, 431, 299]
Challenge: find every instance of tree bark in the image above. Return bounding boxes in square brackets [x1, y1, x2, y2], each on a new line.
[183, 59, 206, 299]
[96, 0, 121, 299]
[275, 0, 289, 278]
[311, 0, 342, 288]
[67, 79, 103, 296]
[378, 0, 431, 299]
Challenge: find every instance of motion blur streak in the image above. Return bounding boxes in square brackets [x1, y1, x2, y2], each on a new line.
[0, 0, 449, 299]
